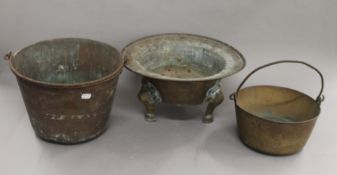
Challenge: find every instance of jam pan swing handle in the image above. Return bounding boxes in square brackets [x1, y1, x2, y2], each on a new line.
[230, 60, 324, 104]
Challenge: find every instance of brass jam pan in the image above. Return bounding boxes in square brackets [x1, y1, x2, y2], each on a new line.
[230, 60, 324, 155]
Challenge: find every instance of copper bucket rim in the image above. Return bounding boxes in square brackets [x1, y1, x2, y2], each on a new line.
[4, 38, 124, 88]
[230, 60, 325, 124]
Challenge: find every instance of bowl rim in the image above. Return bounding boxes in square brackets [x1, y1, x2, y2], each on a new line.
[122, 33, 246, 82]
[9, 38, 124, 88]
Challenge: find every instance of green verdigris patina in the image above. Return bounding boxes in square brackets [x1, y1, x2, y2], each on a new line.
[7, 38, 123, 144]
[123, 33, 245, 123]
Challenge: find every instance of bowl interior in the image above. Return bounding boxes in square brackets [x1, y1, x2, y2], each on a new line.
[11, 38, 121, 84]
[136, 43, 226, 79]
[236, 86, 320, 123]
[123, 34, 245, 81]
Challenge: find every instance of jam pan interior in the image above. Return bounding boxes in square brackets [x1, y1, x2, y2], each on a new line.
[236, 86, 320, 123]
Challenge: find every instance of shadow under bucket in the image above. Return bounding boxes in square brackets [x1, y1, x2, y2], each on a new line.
[5, 38, 124, 144]
[230, 60, 324, 155]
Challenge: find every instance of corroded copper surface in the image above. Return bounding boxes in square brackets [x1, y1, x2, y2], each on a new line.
[8, 38, 123, 144]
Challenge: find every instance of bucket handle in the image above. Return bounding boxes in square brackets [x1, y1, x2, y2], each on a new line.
[230, 60, 324, 104]
[4, 51, 14, 61]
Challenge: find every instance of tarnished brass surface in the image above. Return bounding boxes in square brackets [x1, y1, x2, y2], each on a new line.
[6, 38, 123, 144]
[231, 60, 324, 155]
[123, 33, 245, 123]
[139, 78, 224, 122]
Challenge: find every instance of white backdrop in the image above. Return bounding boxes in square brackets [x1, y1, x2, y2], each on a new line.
[0, 0, 336, 175]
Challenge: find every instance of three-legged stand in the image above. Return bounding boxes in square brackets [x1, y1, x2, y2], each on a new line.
[138, 80, 224, 123]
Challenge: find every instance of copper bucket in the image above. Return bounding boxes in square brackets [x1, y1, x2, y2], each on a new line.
[230, 60, 324, 155]
[5, 38, 123, 144]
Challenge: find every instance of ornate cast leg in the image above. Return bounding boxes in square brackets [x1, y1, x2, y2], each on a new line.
[138, 79, 162, 122]
[203, 81, 224, 123]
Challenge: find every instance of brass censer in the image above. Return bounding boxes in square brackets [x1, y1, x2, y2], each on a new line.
[122, 33, 245, 123]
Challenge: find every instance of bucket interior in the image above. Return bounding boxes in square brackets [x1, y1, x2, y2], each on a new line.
[11, 39, 122, 84]
[236, 86, 320, 122]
